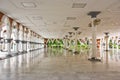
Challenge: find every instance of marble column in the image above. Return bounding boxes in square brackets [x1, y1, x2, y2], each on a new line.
[0, 29, 2, 51]
[68, 32, 73, 51]
[73, 27, 79, 53]
[65, 35, 68, 49]
[23, 29, 26, 52]
[87, 11, 101, 61]
[0, 22, 4, 51]
[19, 29, 23, 52]
[63, 38, 66, 49]
[6, 26, 11, 55]
[104, 32, 109, 51]
[7, 39, 12, 55]
[115, 36, 118, 51]
[15, 28, 19, 53]
[91, 18, 97, 58]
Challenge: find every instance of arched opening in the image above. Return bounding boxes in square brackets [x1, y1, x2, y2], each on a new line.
[18, 25, 23, 52]
[27, 29, 31, 51]
[0, 21, 4, 52]
[11, 21, 18, 53]
[23, 27, 28, 52]
[1, 15, 11, 52]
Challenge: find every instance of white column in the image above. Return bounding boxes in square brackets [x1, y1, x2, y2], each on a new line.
[21, 31, 24, 52]
[19, 30, 23, 52]
[16, 29, 19, 52]
[75, 31, 78, 51]
[63, 38, 65, 49]
[23, 31, 26, 52]
[104, 32, 109, 51]
[27, 31, 30, 51]
[7, 25, 11, 54]
[91, 18, 97, 58]
[116, 37, 118, 51]
[73, 27, 79, 52]
[69, 39, 71, 49]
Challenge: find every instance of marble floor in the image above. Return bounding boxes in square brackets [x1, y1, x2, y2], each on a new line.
[0, 48, 120, 80]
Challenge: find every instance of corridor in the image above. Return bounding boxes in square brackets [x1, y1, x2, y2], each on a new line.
[0, 48, 120, 80]
[0, 0, 120, 80]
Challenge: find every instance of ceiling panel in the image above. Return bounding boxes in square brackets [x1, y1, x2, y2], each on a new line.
[0, 0, 120, 38]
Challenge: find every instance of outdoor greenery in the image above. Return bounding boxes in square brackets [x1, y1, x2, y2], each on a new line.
[109, 39, 120, 49]
[47, 39, 64, 48]
[47, 39, 90, 51]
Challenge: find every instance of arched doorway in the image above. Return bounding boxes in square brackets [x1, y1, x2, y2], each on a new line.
[18, 25, 23, 53]
[1, 15, 11, 53]
[27, 29, 31, 51]
[0, 20, 4, 52]
[11, 21, 18, 53]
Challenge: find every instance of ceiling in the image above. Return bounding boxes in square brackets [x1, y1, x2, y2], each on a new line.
[0, 0, 120, 39]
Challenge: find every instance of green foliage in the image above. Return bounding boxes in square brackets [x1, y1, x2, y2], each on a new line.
[113, 43, 117, 49]
[47, 39, 64, 48]
[118, 45, 120, 49]
[109, 40, 113, 48]
[81, 44, 89, 49]
[77, 40, 81, 46]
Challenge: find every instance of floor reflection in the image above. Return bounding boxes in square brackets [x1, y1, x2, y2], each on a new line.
[0, 48, 120, 80]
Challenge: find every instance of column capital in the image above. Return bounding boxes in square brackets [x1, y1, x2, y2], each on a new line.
[104, 32, 109, 38]
[77, 31, 82, 35]
[104, 32, 109, 35]
[87, 11, 101, 18]
[73, 27, 79, 31]
[68, 32, 73, 35]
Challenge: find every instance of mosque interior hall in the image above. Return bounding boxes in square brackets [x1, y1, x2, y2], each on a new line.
[0, 0, 120, 80]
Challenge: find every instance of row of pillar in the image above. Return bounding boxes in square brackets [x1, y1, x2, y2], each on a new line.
[0, 12, 44, 58]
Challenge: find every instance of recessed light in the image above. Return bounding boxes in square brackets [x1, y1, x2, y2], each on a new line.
[72, 3, 86, 8]
[66, 17, 76, 20]
[32, 16, 43, 20]
[64, 25, 70, 27]
[21, 2, 36, 8]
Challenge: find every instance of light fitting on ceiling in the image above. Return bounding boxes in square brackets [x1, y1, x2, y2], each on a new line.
[64, 25, 70, 27]
[72, 3, 86, 8]
[66, 17, 76, 20]
[21, 2, 36, 8]
[32, 16, 43, 20]
[73, 27, 79, 31]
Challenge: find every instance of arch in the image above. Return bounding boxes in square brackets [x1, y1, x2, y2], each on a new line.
[1, 15, 11, 39]
[11, 21, 18, 52]
[11, 21, 18, 40]
[19, 25, 23, 40]
[18, 24, 24, 52]
[1, 15, 10, 26]
[0, 15, 11, 51]
[23, 27, 27, 41]
[27, 29, 31, 41]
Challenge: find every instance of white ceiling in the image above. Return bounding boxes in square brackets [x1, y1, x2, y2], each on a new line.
[0, 0, 120, 39]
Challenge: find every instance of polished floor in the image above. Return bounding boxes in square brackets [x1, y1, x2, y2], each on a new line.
[0, 48, 120, 80]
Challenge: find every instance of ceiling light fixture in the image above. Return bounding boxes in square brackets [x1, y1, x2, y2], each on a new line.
[32, 16, 43, 20]
[72, 3, 86, 8]
[66, 17, 76, 20]
[21, 2, 36, 8]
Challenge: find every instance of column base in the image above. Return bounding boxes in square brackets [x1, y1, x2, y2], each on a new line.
[104, 50, 109, 52]
[0, 58, 3, 60]
[15, 53, 20, 55]
[66, 48, 68, 50]
[88, 57, 101, 62]
[74, 51, 79, 54]
[6, 54, 12, 58]
[21, 51, 27, 54]
[68, 49, 72, 52]
[19, 51, 25, 54]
